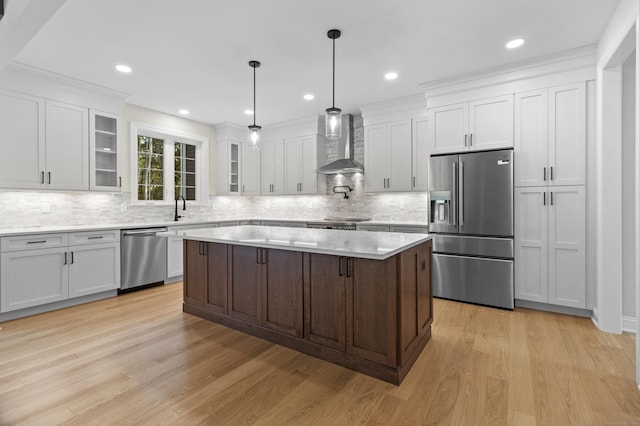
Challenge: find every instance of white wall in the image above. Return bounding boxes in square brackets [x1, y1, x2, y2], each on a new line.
[120, 104, 218, 195]
[595, 0, 639, 334]
[622, 52, 637, 323]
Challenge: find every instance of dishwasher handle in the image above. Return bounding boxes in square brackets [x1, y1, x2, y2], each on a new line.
[122, 227, 168, 236]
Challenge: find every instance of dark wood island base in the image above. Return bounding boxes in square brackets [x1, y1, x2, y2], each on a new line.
[182, 239, 433, 385]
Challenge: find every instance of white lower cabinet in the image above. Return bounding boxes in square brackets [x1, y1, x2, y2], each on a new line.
[1, 230, 120, 313]
[514, 186, 586, 308]
[68, 242, 120, 298]
[1, 247, 69, 312]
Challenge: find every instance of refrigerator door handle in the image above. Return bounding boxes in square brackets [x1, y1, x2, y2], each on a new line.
[459, 161, 464, 227]
[451, 162, 457, 225]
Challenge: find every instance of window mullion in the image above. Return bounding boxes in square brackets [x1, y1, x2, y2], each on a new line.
[164, 139, 175, 201]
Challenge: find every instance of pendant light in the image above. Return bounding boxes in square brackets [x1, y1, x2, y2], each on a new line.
[325, 29, 342, 141]
[248, 60, 262, 150]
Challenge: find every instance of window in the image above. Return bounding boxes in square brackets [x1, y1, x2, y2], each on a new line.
[131, 123, 209, 203]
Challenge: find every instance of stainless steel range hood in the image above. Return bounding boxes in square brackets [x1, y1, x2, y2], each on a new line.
[316, 114, 364, 174]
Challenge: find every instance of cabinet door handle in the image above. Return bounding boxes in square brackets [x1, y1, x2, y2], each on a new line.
[40, 171, 44, 184]
[387, 178, 390, 188]
[118, 176, 122, 187]
[202, 243, 208, 256]
[262, 248, 267, 264]
[242, 184, 245, 193]
[346, 258, 351, 278]
[543, 167, 547, 181]
[550, 192, 554, 206]
[338, 256, 344, 277]
[47, 172, 51, 184]
[256, 248, 261, 264]
[550, 166, 554, 181]
[27, 240, 47, 245]
[469, 133, 473, 146]
[70, 251, 74, 264]
[88, 236, 104, 240]
[543, 192, 546, 206]
[464, 134, 468, 147]
[63, 252, 67, 265]
[412, 176, 416, 188]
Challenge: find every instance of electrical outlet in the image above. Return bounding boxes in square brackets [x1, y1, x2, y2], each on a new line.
[41, 203, 51, 213]
[120, 202, 127, 212]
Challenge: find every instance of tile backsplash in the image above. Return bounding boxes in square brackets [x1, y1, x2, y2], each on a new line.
[0, 189, 428, 229]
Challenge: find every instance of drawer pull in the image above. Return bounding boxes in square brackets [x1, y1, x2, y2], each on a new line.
[88, 236, 104, 240]
[27, 240, 47, 244]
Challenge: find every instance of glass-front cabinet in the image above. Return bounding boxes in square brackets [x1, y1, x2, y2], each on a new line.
[90, 110, 120, 191]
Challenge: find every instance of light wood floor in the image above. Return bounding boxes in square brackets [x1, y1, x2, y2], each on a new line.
[1, 282, 639, 425]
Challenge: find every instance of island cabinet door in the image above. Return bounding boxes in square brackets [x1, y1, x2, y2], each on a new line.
[205, 243, 228, 314]
[183, 240, 206, 307]
[262, 249, 303, 337]
[398, 241, 433, 366]
[345, 257, 397, 368]
[303, 253, 346, 351]
[228, 245, 262, 324]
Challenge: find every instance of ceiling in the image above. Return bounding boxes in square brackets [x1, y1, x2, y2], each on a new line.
[13, 0, 619, 127]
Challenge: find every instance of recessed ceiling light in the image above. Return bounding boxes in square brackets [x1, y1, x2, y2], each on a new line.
[179, 109, 190, 115]
[244, 109, 254, 115]
[384, 72, 398, 80]
[303, 94, 315, 100]
[115, 64, 132, 73]
[506, 38, 525, 49]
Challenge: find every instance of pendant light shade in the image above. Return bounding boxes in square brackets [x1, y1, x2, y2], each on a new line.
[325, 29, 342, 141]
[248, 60, 262, 150]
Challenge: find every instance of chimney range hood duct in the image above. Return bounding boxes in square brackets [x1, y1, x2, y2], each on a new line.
[316, 114, 364, 174]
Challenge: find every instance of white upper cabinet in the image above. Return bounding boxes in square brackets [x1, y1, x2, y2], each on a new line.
[0, 90, 45, 189]
[261, 140, 284, 195]
[412, 116, 429, 191]
[468, 95, 514, 151]
[430, 103, 468, 154]
[241, 144, 261, 195]
[90, 110, 120, 191]
[430, 95, 513, 154]
[217, 140, 241, 195]
[45, 100, 89, 190]
[365, 119, 412, 193]
[284, 135, 320, 195]
[515, 89, 548, 186]
[514, 83, 585, 187]
[548, 83, 586, 186]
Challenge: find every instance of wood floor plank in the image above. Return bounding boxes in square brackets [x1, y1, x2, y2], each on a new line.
[1, 282, 639, 425]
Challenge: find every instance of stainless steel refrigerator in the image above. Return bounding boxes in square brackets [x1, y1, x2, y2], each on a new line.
[429, 149, 514, 309]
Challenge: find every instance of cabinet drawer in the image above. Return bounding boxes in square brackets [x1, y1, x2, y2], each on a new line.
[68, 230, 120, 245]
[1, 233, 68, 252]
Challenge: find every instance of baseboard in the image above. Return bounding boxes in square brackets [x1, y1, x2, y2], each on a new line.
[515, 299, 592, 317]
[622, 316, 637, 333]
[592, 307, 600, 329]
[0, 290, 118, 323]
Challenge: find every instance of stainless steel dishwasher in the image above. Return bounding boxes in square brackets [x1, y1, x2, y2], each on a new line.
[120, 227, 167, 291]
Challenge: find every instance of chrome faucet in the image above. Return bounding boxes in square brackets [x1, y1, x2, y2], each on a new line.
[174, 195, 186, 221]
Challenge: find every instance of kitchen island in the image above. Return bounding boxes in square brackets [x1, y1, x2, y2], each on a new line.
[163, 225, 432, 385]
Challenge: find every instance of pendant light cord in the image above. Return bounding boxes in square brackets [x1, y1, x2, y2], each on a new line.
[253, 64, 257, 126]
[332, 37, 336, 109]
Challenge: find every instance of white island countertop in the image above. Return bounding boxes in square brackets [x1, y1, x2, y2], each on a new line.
[159, 225, 431, 260]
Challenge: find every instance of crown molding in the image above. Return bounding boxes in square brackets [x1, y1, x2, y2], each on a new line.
[420, 45, 597, 99]
[8, 62, 131, 99]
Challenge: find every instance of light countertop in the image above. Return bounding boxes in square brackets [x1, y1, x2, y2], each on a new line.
[0, 219, 428, 237]
[159, 225, 431, 260]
